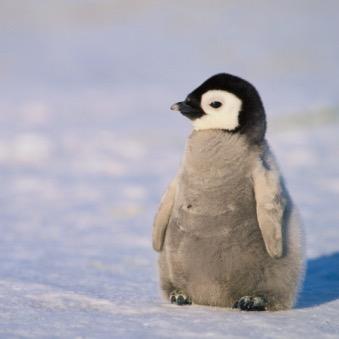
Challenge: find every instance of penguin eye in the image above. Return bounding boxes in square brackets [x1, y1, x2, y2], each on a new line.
[210, 101, 222, 108]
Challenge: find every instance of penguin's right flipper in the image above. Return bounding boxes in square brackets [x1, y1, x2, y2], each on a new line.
[152, 177, 177, 252]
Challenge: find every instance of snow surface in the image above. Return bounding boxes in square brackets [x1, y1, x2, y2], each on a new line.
[0, 1, 339, 338]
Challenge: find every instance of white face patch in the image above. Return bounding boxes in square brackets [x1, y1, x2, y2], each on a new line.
[192, 90, 242, 131]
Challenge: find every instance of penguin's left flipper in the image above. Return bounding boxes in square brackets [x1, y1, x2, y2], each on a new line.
[252, 143, 288, 259]
[233, 296, 267, 311]
[152, 177, 177, 252]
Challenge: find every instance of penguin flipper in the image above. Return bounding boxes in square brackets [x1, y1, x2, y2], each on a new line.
[152, 177, 177, 252]
[252, 144, 287, 259]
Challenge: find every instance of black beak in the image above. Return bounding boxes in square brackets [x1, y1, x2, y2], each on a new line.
[170, 101, 191, 113]
[170, 100, 205, 120]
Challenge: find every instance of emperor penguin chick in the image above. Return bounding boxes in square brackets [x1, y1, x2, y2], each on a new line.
[153, 73, 304, 311]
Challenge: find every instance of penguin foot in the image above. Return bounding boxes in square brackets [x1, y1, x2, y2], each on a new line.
[233, 296, 267, 311]
[169, 290, 192, 306]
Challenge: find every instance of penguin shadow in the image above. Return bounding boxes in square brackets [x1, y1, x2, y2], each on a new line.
[297, 252, 339, 308]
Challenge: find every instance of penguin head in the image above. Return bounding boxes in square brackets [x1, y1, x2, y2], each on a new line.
[171, 73, 266, 143]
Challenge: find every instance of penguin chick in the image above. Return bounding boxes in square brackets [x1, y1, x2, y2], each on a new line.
[152, 73, 304, 311]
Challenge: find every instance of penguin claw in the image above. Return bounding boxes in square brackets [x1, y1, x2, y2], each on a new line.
[233, 296, 267, 311]
[169, 290, 192, 306]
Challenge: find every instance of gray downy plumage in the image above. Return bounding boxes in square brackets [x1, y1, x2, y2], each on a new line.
[152, 74, 305, 311]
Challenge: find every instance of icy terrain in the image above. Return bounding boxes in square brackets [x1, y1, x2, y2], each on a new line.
[0, 1, 339, 338]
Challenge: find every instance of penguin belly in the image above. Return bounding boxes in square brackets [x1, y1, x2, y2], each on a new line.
[165, 174, 270, 307]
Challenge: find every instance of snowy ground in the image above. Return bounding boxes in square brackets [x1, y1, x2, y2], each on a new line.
[0, 1, 339, 338]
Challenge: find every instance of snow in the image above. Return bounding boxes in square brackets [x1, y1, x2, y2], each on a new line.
[0, 1, 339, 338]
